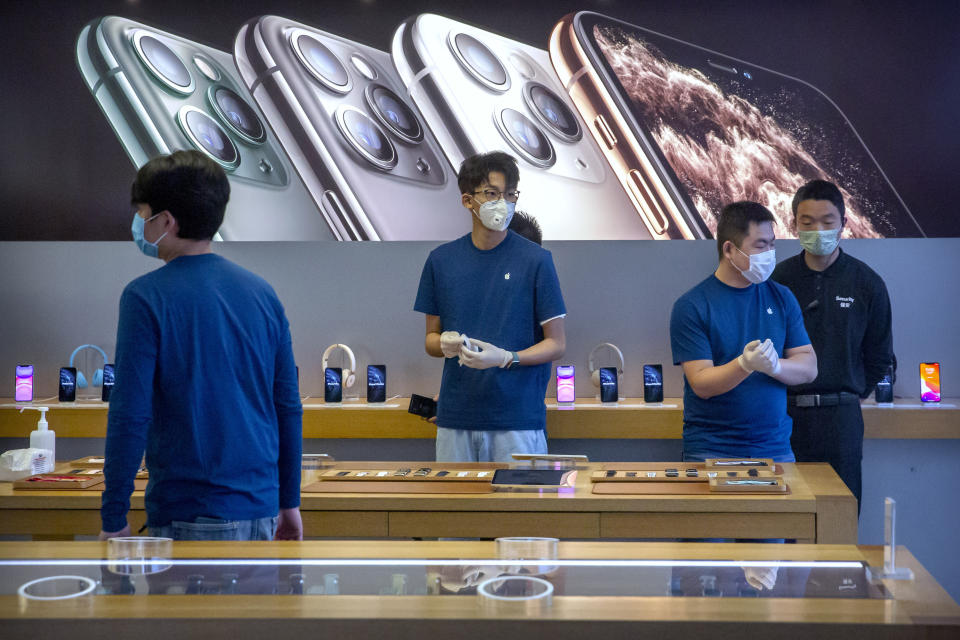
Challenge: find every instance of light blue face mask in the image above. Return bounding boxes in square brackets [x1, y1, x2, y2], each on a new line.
[798, 228, 841, 256]
[131, 213, 167, 258]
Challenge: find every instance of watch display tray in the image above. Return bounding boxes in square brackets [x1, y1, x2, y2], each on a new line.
[14, 470, 104, 490]
[302, 480, 494, 494]
[317, 468, 499, 481]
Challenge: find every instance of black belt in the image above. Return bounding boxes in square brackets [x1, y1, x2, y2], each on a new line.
[788, 392, 861, 408]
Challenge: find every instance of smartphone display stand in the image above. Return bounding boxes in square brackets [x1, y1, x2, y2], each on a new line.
[868, 497, 914, 581]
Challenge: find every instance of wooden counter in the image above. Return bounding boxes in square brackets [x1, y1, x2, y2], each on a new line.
[0, 462, 856, 544]
[2, 397, 957, 439]
[1, 540, 957, 639]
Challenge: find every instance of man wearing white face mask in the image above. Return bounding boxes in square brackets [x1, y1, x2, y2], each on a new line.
[772, 180, 895, 512]
[670, 201, 817, 463]
[414, 152, 567, 462]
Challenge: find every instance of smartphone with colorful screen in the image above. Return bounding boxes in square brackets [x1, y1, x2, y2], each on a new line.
[643, 364, 664, 403]
[919, 362, 940, 403]
[101, 363, 116, 402]
[599, 366, 618, 403]
[59, 367, 77, 403]
[556, 365, 575, 405]
[15, 365, 33, 402]
[550, 11, 923, 240]
[367, 365, 386, 403]
[324, 367, 343, 403]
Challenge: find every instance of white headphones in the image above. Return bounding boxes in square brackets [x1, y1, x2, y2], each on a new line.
[589, 342, 625, 389]
[322, 343, 357, 389]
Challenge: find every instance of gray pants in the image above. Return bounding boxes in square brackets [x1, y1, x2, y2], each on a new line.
[436, 427, 547, 462]
[150, 515, 278, 541]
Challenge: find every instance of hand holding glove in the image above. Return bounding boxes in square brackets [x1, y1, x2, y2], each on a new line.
[458, 338, 512, 370]
[440, 331, 463, 358]
[738, 339, 782, 376]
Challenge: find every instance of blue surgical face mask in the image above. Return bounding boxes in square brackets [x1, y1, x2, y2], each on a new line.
[131, 212, 167, 259]
[798, 228, 841, 256]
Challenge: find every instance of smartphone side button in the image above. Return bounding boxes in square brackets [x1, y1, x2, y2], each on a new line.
[593, 114, 617, 150]
[627, 170, 669, 235]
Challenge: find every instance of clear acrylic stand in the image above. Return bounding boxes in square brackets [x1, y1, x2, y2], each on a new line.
[868, 497, 915, 581]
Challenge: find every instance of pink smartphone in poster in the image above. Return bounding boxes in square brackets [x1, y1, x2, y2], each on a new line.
[16, 364, 34, 402]
[556, 365, 575, 404]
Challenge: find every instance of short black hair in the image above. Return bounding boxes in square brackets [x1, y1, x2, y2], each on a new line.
[131, 150, 230, 240]
[792, 179, 845, 220]
[457, 151, 520, 195]
[716, 201, 775, 259]
[508, 210, 542, 245]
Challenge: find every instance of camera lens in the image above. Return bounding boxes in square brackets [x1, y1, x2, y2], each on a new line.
[365, 84, 423, 143]
[335, 107, 397, 170]
[524, 83, 581, 142]
[292, 33, 350, 93]
[132, 32, 193, 95]
[450, 33, 509, 91]
[209, 86, 266, 144]
[177, 106, 239, 169]
[496, 108, 554, 167]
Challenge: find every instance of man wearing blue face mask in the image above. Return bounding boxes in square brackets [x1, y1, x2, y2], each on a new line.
[670, 201, 817, 463]
[772, 180, 895, 512]
[100, 150, 303, 542]
[414, 151, 567, 462]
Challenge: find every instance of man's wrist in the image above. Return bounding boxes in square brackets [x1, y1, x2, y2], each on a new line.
[501, 351, 519, 369]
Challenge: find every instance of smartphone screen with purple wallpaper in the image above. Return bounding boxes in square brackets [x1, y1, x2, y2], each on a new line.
[583, 15, 923, 239]
[557, 365, 575, 403]
[15, 365, 34, 402]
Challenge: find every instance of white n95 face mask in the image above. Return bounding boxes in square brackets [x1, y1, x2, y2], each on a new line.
[732, 247, 776, 284]
[474, 198, 515, 232]
[798, 228, 841, 256]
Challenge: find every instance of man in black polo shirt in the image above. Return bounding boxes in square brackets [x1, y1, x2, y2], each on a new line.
[772, 180, 895, 512]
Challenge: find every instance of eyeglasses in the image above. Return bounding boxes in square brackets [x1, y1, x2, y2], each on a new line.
[474, 188, 520, 203]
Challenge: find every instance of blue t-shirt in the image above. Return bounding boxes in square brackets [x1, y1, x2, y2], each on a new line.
[670, 274, 810, 458]
[414, 232, 566, 430]
[102, 254, 302, 531]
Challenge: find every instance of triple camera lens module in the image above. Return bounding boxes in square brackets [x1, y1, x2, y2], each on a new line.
[335, 107, 397, 170]
[133, 32, 194, 94]
[451, 33, 509, 91]
[293, 33, 350, 93]
[497, 108, 555, 167]
[177, 106, 240, 169]
[365, 85, 423, 143]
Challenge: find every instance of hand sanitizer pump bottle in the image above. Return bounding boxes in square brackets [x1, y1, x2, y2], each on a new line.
[28, 407, 55, 472]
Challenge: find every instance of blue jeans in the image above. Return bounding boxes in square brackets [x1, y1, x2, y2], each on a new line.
[150, 515, 278, 541]
[436, 427, 547, 462]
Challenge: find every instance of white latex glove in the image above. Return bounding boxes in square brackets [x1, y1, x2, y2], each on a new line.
[754, 338, 782, 376]
[737, 339, 764, 372]
[743, 565, 779, 591]
[458, 338, 511, 370]
[440, 331, 462, 358]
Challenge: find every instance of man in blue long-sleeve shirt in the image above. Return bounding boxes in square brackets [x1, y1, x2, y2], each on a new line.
[99, 150, 303, 541]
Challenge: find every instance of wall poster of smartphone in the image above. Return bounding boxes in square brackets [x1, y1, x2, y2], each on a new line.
[76, 16, 331, 241]
[874, 371, 893, 404]
[408, 393, 437, 420]
[392, 13, 647, 240]
[59, 367, 78, 403]
[101, 363, 116, 402]
[550, 11, 923, 240]
[234, 15, 465, 241]
[643, 364, 664, 403]
[919, 362, 941, 403]
[15, 365, 34, 402]
[367, 364, 386, 403]
[599, 366, 618, 403]
[556, 365, 576, 405]
[324, 367, 343, 403]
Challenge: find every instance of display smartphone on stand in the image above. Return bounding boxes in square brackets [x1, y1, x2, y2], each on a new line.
[367, 365, 386, 403]
[599, 366, 618, 403]
[15, 365, 34, 402]
[874, 371, 893, 405]
[324, 367, 343, 403]
[643, 364, 664, 403]
[919, 362, 941, 403]
[101, 364, 116, 402]
[556, 365, 575, 407]
[408, 394, 437, 420]
[549, 11, 923, 240]
[59, 367, 77, 403]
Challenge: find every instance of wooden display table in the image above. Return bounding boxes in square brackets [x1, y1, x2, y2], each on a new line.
[2, 397, 957, 439]
[0, 540, 957, 639]
[0, 461, 856, 543]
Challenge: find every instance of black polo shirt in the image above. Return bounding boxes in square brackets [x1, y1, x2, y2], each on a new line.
[772, 248, 895, 397]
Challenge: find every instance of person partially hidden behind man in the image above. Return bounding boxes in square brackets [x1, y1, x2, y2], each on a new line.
[773, 180, 895, 511]
[670, 201, 817, 463]
[99, 150, 303, 541]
